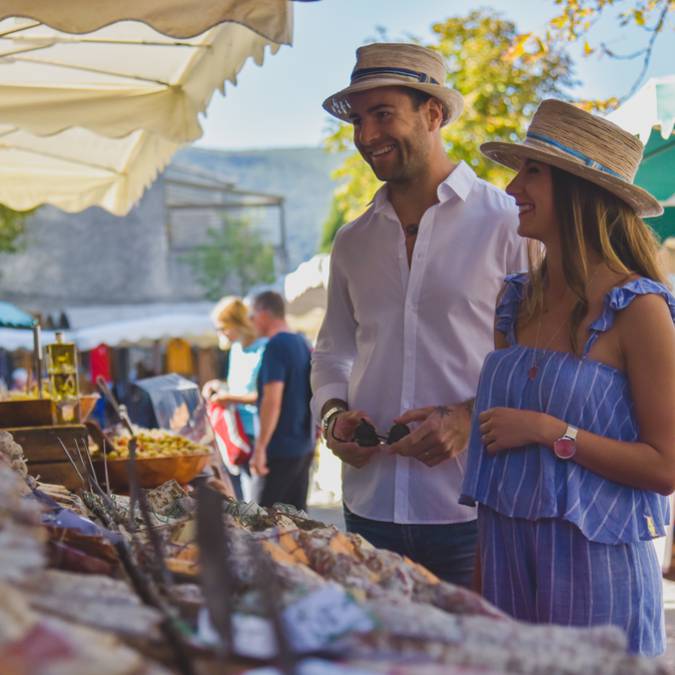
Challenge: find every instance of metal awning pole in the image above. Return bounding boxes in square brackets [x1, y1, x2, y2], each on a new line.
[279, 201, 289, 274]
[32, 321, 42, 398]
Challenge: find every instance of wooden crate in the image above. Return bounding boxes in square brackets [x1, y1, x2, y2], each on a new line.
[7, 425, 89, 490]
[0, 399, 53, 427]
[0, 395, 99, 428]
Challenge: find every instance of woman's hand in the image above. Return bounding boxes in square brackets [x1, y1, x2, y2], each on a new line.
[478, 407, 564, 454]
[201, 379, 222, 400]
[211, 392, 234, 407]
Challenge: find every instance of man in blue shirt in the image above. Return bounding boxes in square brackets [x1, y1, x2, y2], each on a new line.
[250, 291, 314, 510]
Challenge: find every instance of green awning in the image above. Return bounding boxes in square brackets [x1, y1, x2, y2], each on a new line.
[639, 130, 675, 240]
[636, 131, 675, 202]
[610, 77, 675, 242]
[645, 207, 675, 241]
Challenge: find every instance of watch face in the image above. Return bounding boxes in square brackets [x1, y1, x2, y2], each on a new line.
[554, 438, 576, 460]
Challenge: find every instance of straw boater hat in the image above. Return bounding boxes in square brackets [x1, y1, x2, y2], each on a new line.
[480, 99, 663, 217]
[323, 43, 463, 126]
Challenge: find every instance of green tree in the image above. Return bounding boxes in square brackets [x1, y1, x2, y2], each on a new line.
[318, 195, 348, 253]
[322, 9, 576, 237]
[0, 205, 35, 253]
[183, 214, 276, 300]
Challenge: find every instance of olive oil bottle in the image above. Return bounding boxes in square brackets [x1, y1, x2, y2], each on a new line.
[46, 332, 80, 424]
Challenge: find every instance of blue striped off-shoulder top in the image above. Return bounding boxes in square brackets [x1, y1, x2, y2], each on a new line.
[460, 273, 674, 544]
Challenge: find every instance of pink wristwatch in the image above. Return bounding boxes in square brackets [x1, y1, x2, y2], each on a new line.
[553, 424, 578, 460]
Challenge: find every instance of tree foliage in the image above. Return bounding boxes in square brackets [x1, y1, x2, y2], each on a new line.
[318, 195, 348, 254]
[183, 215, 276, 300]
[322, 9, 576, 231]
[512, 0, 673, 104]
[0, 205, 35, 254]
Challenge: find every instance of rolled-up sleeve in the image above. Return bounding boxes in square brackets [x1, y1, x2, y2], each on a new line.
[310, 232, 358, 418]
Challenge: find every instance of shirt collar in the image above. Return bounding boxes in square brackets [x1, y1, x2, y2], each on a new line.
[371, 160, 476, 216]
[437, 161, 475, 203]
[371, 184, 391, 215]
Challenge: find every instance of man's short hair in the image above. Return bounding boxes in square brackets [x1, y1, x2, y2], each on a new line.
[254, 290, 285, 319]
[404, 87, 432, 109]
[401, 87, 447, 123]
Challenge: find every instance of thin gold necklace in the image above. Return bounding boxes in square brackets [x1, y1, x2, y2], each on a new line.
[527, 309, 569, 380]
[527, 267, 601, 380]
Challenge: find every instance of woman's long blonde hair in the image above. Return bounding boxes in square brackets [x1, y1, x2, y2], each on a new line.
[521, 166, 667, 355]
[211, 297, 256, 344]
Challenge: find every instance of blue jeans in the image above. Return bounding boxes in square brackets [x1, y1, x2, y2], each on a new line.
[343, 505, 478, 588]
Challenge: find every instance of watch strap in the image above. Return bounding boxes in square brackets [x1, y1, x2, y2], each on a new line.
[322, 405, 346, 437]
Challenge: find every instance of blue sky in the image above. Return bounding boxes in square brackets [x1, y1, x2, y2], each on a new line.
[196, 0, 674, 150]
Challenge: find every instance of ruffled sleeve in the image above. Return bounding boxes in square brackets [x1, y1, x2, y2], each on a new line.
[495, 273, 529, 346]
[584, 277, 675, 356]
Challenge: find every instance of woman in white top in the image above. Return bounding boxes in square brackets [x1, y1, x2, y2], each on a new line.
[203, 297, 267, 501]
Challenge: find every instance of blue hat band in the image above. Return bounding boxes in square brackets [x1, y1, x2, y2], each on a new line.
[351, 66, 440, 85]
[526, 131, 622, 178]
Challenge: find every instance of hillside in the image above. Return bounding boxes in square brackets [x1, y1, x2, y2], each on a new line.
[175, 146, 348, 269]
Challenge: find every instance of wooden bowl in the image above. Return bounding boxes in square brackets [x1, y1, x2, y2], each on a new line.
[94, 452, 212, 492]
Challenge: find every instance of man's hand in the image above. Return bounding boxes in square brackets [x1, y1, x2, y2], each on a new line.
[326, 409, 380, 469]
[251, 443, 270, 476]
[389, 404, 471, 467]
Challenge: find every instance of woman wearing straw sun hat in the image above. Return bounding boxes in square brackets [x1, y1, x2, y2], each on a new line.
[459, 98, 675, 654]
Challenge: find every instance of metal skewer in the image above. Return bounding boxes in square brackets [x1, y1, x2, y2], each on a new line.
[56, 436, 86, 487]
[71, 436, 92, 489]
[101, 436, 111, 496]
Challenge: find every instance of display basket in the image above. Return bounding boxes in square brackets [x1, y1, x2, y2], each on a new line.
[94, 451, 211, 491]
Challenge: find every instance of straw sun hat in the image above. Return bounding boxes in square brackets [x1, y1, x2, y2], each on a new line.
[323, 43, 463, 126]
[480, 99, 663, 217]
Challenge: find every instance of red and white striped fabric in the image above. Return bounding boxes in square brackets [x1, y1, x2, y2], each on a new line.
[206, 401, 252, 467]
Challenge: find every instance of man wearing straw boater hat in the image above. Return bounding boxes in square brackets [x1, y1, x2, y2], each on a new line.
[311, 43, 528, 586]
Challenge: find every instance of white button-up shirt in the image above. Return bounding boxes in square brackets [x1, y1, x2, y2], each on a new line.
[311, 161, 528, 524]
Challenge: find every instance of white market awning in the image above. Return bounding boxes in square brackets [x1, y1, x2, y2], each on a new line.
[0, 1, 294, 41]
[0, 126, 178, 215]
[0, 1, 297, 214]
[0, 327, 58, 350]
[73, 314, 217, 350]
[0, 17, 287, 143]
[608, 75, 675, 142]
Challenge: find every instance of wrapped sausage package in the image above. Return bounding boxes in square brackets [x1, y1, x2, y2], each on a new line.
[127, 373, 212, 445]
